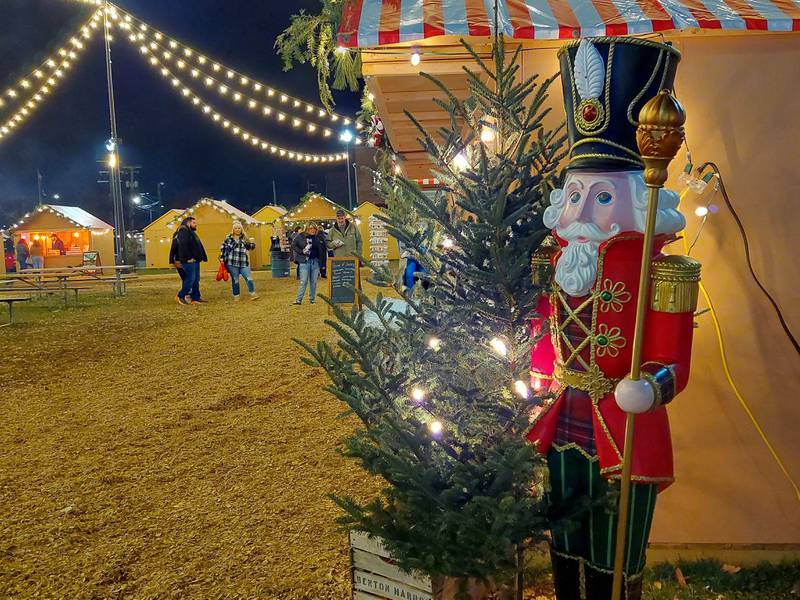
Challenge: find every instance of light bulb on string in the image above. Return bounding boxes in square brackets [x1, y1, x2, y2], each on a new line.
[427, 336, 442, 352]
[514, 380, 529, 399]
[452, 151, 469, 172]
[489, 337, 508, 357]
[441, 237, 455, 250]
[429, 421, 443, 436]
[410, 51, 421, 67]
[410, 387, 425, 404]
[480, 123, 496, 144]
[695, 206, 709, 218]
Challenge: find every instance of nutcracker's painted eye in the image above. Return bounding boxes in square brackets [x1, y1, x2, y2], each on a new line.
[568, 191, 581, 205]
[596, 191, 613, 205]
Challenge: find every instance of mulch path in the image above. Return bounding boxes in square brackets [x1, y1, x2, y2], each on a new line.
[0, 271, 382, 599]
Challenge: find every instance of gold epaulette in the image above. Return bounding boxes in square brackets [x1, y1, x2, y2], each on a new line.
[531, 241, 559, 287]
[650, 254, 701, 313]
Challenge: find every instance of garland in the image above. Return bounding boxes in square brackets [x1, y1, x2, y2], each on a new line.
[274, 0, 362, 112]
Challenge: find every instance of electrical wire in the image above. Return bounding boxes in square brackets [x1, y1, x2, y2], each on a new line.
[680, 181, 800, 504]
[698, 162, 800, 355]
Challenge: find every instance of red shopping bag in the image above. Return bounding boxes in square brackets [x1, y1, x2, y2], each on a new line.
[215, 261, 229, 282]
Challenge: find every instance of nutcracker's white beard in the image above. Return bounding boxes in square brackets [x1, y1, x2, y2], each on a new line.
[553, 221, 619, 297]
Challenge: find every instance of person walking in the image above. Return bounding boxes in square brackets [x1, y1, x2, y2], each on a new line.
[15, 238, 30, 271]
[220, 221, 259, 301]
[29, 238, 44, 270]
[291, 222, 325, 305]
[172, 216, 208, 305]
[327, 209, 363, 258]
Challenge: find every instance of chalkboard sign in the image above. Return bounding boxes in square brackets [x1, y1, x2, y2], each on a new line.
[82, 251, 100, 274]
[328, 257, 361, 311]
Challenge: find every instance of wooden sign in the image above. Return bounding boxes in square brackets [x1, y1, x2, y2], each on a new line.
[350, 531, 433, 600]
[328, 256, 361, 313]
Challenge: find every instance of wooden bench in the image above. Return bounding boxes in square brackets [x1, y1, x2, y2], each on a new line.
[0, 296, 31, 327]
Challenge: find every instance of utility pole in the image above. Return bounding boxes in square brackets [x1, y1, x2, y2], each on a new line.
[121, 165, 141, 230]
[103, 1, 127, 264]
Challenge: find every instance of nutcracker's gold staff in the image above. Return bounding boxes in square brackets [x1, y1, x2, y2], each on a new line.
[611, 90, 686, 599]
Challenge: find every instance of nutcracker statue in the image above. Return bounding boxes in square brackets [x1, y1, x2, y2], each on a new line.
[527, 38, 700, 599]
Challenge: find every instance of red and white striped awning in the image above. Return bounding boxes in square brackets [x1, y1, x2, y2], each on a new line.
[337, 0, 800, 46]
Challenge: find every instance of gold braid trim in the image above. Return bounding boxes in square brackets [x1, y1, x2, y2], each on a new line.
[550, 547, 646, 580]
[650, 255, 701, 313]
[552, 443, 600, 462]
[571, 137, 644, 161]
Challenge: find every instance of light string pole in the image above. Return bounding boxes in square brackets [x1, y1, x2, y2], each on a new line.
[103, 1, 127, 265]
[340, 129, 354, 209]
[610, 89, 686, 598]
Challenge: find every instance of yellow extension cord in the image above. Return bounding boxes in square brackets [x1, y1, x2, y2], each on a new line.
[679, 188, 800, 505]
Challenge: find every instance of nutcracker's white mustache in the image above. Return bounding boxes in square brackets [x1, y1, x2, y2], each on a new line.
[556, 221, 620, 243]
[553, 222, 618, 297]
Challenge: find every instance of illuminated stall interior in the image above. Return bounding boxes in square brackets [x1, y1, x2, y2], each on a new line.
[10, 204, 115, 269]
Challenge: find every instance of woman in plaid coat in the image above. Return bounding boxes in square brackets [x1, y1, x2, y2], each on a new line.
[220, 222, 259, 301]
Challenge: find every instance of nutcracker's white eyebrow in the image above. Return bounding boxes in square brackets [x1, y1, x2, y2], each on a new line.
[567, 179, 584, 190]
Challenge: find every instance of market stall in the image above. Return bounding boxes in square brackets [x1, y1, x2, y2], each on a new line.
[142, 209, 184, 268]
[352, 201, 399, 264]
[252, 205, 288, 265]
[337, 1, 800, 552]
[166, 198, 265, 269]
[10, 205, 115, 269]
[281, 193, 350, 230]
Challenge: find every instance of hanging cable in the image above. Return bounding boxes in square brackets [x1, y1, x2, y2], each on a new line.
[0, 9, 101, 114]
[679, 180, 800, 504]
[123, 33, 340, 140]
[697, 162, 799, 355]
[107, 3, 358, 128]
[138, 51, 345, 164]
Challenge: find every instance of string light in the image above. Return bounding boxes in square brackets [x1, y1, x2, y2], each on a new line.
[429, 421, 443, 436]
[120, 22, 346, 139]
[140, 54, 345, 164]
[441, 237, 455, 250]
[452, 151, 470, 172]
[695, 206, 709, 217]
[0, 31, 96, 143]
[410, 387, 425, 403]
[108, 4, 359, 128]
[513, 380, 529, 399]
[0, 10, 100, 114]
[410, 51, 421, 67]
[489, 338, 508, 357]
[427, 336, 442, 351]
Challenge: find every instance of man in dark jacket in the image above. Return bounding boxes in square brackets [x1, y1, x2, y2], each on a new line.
[291, 222, 326, 305]
[171, 217, 208, 305]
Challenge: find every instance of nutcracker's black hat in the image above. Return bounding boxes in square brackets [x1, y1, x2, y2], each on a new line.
[558, 37, 681, 172]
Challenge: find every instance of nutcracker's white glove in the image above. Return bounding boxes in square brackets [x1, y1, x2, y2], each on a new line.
[614, 377, 655, 414]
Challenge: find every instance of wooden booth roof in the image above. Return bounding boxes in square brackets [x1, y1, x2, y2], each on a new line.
[11, 204, 113, 232]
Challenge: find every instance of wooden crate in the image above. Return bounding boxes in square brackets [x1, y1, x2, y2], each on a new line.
[350, 531, 433, 600]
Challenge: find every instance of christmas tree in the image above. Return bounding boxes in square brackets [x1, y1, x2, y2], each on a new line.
[297, 36, 567, 594]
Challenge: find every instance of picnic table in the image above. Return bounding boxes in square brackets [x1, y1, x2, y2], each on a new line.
[0, 295, 31, 327]
[0, 265, 137, 307]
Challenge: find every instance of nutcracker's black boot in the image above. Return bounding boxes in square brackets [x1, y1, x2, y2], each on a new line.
[584, 563, 643, 600]
[550, 549, 582, 600]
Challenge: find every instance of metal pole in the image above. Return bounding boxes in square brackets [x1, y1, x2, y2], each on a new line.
[272, 179, 277, 204]
[103, 1, 126, 265]
[345, 143, 353, 210]
[611, 90, 685, 599]
[352, 163, 360, 207]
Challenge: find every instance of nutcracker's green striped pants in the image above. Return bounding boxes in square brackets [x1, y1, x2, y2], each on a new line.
[547, 446, 658, 576]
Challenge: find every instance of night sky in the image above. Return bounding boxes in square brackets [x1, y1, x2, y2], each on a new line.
[0, 0, 360, 229]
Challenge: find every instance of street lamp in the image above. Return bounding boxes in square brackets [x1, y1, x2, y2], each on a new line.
[339, 129, 354, 209]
